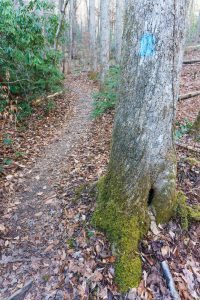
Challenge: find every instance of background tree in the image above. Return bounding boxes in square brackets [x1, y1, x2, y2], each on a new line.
[99, 0, 110, 86]
[89, 0, 97, 72]
[115, 0, 125, 64]
[93, 0, 190, 292]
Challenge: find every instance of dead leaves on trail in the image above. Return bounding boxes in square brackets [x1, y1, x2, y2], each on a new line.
[0, 64, 200, 300]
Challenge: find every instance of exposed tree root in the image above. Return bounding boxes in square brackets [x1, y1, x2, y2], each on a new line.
[161, 261, 181, 300]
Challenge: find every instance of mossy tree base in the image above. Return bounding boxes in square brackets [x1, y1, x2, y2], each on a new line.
[92, 175, 148, 292]
[92, 162, 177, 292]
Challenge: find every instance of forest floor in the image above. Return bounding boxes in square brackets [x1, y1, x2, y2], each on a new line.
[0, 52, 200, 300]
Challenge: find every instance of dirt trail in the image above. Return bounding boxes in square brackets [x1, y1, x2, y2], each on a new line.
[0, 75, 96, 299]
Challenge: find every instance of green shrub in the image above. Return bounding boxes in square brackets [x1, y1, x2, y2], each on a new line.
[92, 66, 120, 117]
[175, 119, 193, 139]
[0, 0, 66, 120]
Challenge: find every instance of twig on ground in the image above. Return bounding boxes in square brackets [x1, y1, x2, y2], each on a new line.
[176, 142, 200, 154]
[183, 60, 200, 64]
[161, 261, 181, 300]
[179, 91, 200, 101]
[7, 280, 33, 300]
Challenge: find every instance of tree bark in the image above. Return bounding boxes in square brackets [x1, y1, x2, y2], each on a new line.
[195, 12, 200, 44]
[89, 0, 97, 71]
[99, 0, 110, 86]
[192, 110, 200, 134]
[54, 0, 69, 50]
[115, 0, 125, 64]
[69, 0, 77, 60]
[93, 0, 189, 292]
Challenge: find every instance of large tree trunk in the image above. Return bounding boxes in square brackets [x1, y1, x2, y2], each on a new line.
[115, 0, 124, 64]
[93, 0, 189, 292]
[89, 0, 97, 71]
[99, 0, 110, 86]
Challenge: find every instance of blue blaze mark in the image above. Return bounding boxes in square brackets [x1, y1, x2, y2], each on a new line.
[139, 33, 156, 57]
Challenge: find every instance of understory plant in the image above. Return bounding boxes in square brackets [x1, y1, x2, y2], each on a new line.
[175, 119, 193, 139]
[92, 66, 120, 117]
[0, 0, 66, 120]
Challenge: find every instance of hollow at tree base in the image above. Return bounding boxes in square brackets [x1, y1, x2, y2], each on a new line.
[92, 169, 178, 292]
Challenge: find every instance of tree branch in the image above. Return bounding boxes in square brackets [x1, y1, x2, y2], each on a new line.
[179, 90, 200, 101]
[183, 59, 200, 64]
[54, 0, 69, 50]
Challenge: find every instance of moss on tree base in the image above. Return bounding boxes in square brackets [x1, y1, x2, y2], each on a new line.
[92, 174, 150, 292]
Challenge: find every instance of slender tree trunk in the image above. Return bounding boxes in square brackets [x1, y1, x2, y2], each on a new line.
[93, 0, 189, 292]
[69, 0, 77, 60]
[115, 0, 124, 64]
[193, 110, 200, 134]
[89, 0, 97, 71]
[99, 0, 110, 86]
[68, 0, 74, 72]
[85, 0, 89, 31]
[54, 0, 69, 50]
[195, 12, 200, 44]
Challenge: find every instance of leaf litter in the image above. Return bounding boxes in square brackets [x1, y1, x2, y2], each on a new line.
[0, 50, 199, 299]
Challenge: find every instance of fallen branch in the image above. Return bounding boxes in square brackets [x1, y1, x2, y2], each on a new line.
[161, 261, 181, 300]
[175, 142, 200, 154]
[32, 91, 64, 106]
[179, 90, 200, 101]
[46, 91, 63, 99]
[185, 44, 200, 50]
[183, 60, 200, 64]
[7, 280, 33, 300]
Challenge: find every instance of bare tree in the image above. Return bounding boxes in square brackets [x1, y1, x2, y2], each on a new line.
[195, 12, 200, 44]
[99, 0, 110, 86]
[115, 0, 125, 63]
[54, 0, 69, 50]
[89, 0, 97, 71]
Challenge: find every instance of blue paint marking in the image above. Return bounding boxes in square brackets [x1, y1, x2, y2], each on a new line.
[139, 33, 156, 57]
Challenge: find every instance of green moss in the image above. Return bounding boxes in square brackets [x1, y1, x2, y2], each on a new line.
[176, 191, 200, 230]
[185, 157, 199, 166]
[176, 191, 189, 230]
[73, 183, 87, 203]
[88, 71, 98, 81]
[151, 151, 177, 224]
[153, 188, 177, 224]
[188, 205, 200, 221]
[115, 256, 142, 292]
[92, 173, 149, 292]
[42, 274, 50, 282]
[66, 238, 75, 249]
